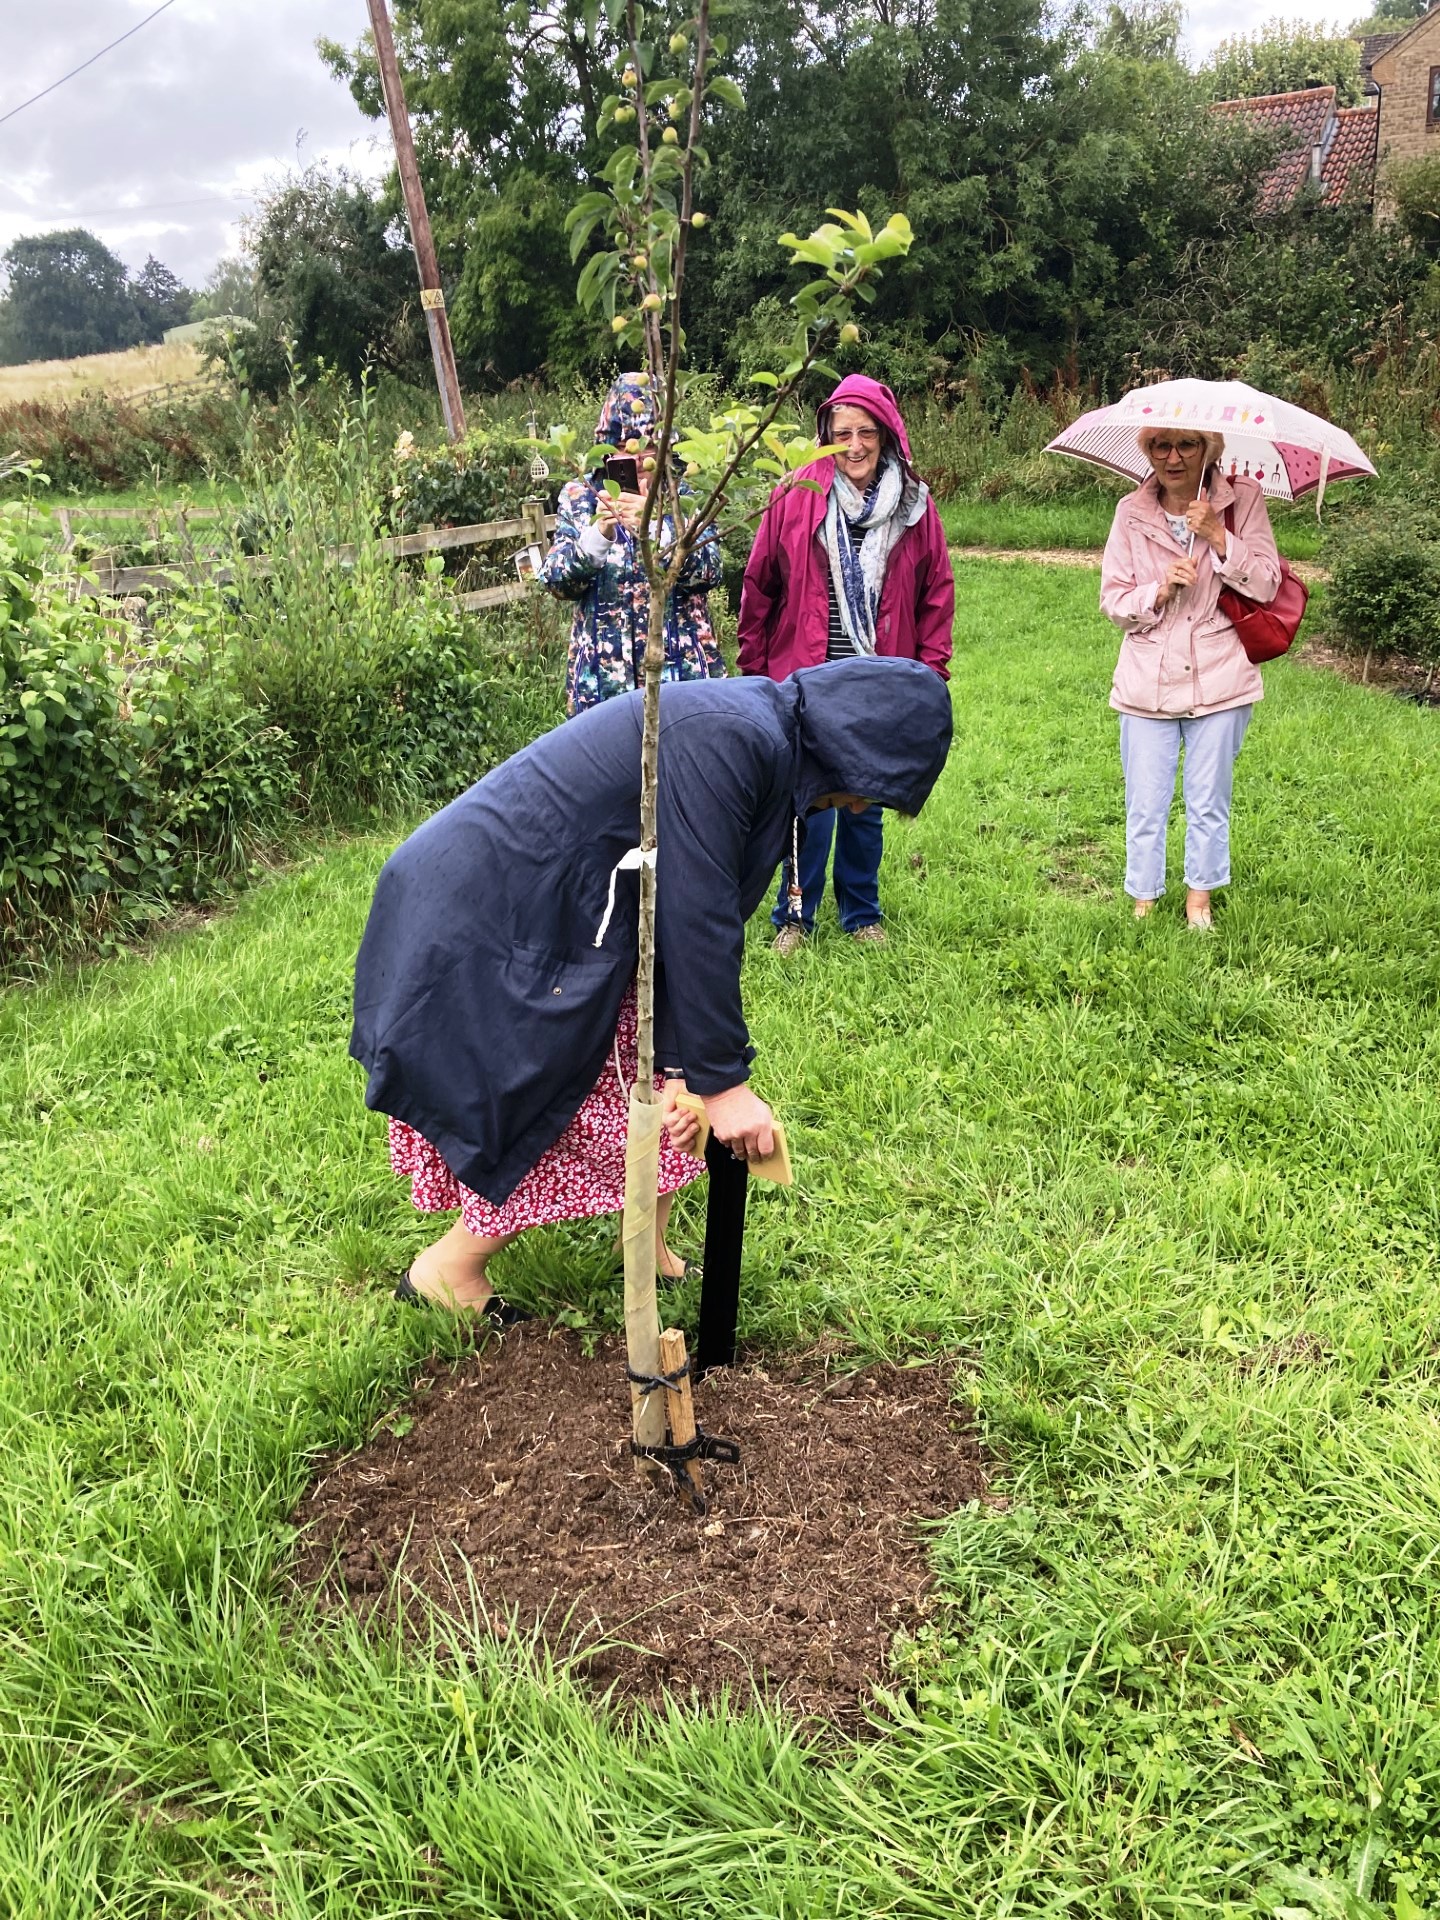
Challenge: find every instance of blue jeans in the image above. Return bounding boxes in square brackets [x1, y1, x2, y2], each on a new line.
[772, 806, 884, 933]
[1119, 707, 1252, 900]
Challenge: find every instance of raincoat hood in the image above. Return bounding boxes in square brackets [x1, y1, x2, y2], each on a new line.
[789, 656, 952, 815]
[817, 374, 914, 462]
[594, 372, 659, 447]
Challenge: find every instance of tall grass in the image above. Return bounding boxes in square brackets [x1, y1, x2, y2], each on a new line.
[0, 341, 209, 405]
[3, 561, 1438, 1913]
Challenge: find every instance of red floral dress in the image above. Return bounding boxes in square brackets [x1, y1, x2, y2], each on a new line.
[388, 990, 704, 1237]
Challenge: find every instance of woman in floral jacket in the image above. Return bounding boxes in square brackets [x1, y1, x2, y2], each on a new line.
[542, 374, 725, 716]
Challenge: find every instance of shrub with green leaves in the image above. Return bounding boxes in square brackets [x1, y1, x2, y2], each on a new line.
[197, 387, 564, 813]
[0, 497, 296, 964]
[389, 428, 545, 535]
[1324, 511, 1440, 679]
[233, 573, 523, 812]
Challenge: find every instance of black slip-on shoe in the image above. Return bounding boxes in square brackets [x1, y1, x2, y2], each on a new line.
[394, 1270, 532, 1325]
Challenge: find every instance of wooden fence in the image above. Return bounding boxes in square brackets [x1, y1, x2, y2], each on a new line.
[66, 498, 557, 615]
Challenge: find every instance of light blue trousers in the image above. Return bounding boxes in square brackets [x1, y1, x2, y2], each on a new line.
[1119, 706, 1252, 901]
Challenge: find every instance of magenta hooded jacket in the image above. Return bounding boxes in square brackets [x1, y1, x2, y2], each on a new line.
[736, 375, 955, 682]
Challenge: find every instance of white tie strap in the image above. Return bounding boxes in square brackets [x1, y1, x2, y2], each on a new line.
[594, 845, 656, 947]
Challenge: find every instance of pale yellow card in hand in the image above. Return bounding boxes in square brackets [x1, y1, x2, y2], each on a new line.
[673, 1091, 793, 1186]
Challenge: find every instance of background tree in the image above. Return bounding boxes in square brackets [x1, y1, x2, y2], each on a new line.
[1385, 152, 1440, 252]
[1349, 0, 1425, 27]
[236, 164, 428, 391]
[130, 255, 194, 343]
[320, 0, 621, 381]
[191, 255, 260, 324]
[294, 0, 1433, 403]
[679, 0, 1262, 395]
[1199, 18, 1365, 103]
[318, 0, 1265, 394]
[0, 229, 144, 366]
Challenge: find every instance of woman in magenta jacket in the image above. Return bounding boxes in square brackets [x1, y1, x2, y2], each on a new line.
[738, 374, 954, 951]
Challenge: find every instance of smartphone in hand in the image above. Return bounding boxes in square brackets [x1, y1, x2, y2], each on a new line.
[603, 453, 641, 494]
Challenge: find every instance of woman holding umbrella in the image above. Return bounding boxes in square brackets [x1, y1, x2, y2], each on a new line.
[1099, 427, 1279, 928]
[1049, 378, 1375, 929]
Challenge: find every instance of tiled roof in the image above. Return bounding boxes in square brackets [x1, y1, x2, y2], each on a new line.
[1209, 86, 1335, 213]
[1360, 30, 1404, 95]
[1360, 30, 1404, 74]
[1322, 106, 1378, 204]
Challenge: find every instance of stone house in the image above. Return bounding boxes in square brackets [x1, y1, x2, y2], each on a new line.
[1369, 10, 1440, 203]
[1209, 16, 1440, 217]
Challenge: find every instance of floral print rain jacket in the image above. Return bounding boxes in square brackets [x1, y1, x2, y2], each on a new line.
[540, 374, 725, 715]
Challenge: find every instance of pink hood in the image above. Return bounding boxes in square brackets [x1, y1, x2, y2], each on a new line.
[735, 372, 953, 682]
[817, 374, 913, 462]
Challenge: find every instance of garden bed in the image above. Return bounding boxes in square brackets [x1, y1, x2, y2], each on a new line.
[1299, 632, 1440, 705]
[290, 1325, 986, 1725]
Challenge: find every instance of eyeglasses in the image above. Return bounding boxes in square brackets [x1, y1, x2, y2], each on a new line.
[1148, 438, 1204, 458]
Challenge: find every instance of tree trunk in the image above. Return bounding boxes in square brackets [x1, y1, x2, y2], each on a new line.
[622, 560, 681, 1469]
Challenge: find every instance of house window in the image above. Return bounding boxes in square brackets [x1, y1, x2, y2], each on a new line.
[1430, 66, 1440, 127]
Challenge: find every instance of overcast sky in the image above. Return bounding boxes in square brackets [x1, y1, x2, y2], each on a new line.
[0, 0, 1367, 289]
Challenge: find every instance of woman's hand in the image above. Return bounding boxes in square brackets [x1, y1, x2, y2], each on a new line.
[593, 492, 620, 540]
[611, 489, 652, 535]
[1155, 556, 1198, 609]
[660, 1076, 700, 1152]
[1184, 488, 1226, 556]
[702, 1084, 775, 1163]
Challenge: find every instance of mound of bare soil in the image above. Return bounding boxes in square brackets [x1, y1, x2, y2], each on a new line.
[1299, 634, 1440, 705]
[290, 1325, 986, 1724]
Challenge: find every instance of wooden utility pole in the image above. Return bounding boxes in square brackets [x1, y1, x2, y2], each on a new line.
[365, 0, 466, 442]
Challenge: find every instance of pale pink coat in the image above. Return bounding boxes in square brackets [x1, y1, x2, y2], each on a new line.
[1101, 471, 1281, 719]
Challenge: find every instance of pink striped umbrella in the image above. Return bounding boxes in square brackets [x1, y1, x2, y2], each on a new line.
[1045, 378, 1376, 504]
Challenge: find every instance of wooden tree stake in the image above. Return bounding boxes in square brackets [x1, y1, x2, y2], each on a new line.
[623, 1093, 666, 1476]
[658, 1326, 704, 1507]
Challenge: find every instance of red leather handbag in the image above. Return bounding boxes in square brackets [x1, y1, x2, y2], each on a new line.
[1217, 504, 1308, 665]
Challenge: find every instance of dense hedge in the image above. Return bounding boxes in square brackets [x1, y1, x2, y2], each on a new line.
[0, 390, 252, 495]
[0, 452, 565, 973]
[0, 496, 295, 958]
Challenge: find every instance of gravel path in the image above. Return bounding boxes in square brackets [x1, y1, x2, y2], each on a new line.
[950, 545, 1327, 583]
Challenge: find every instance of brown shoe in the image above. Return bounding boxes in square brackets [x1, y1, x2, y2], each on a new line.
[851, 923, 888, 947]
[772, 923, 807, 955]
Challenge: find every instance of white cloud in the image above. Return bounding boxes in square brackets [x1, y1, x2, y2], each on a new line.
[1181, 0, 1373, 60]
[0, 0, 389, 284]
[0, 0, 1383, 287]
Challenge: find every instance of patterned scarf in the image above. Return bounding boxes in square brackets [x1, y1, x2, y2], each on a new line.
[821, 455, 912, 654]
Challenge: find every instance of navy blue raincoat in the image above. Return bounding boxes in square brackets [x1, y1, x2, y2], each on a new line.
[351, 656, 952, 1204]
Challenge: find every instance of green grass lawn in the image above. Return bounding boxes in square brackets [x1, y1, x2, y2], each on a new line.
[3, 564, 1438, 1915]
[939, 491, 1329, 563]
[45, 478, 1331, 561]
[49, 478, 248, 514]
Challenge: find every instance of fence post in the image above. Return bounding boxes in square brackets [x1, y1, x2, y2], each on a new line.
[521, 497, 546, 557]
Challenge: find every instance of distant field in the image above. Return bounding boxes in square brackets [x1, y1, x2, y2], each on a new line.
[0, 340, 210, 405]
